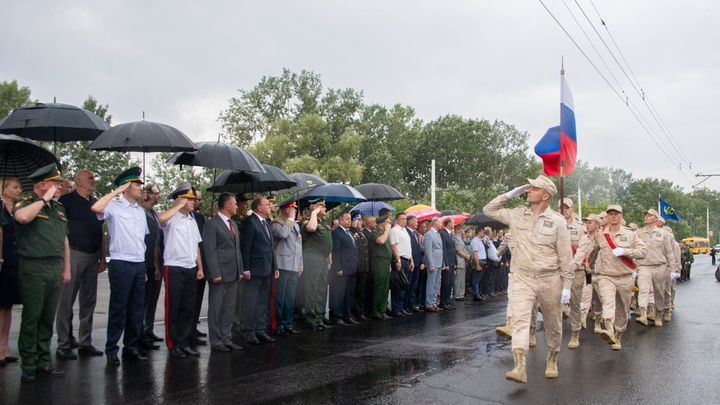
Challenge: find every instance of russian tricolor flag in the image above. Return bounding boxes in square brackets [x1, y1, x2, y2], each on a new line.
[534, 74, 577, 176]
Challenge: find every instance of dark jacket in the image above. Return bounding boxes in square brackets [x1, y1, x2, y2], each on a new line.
[352, 227, 369, 273]
[202, 214, 243, 282]
[240, 212, 275, 278]
[408, 227, 423, 269]
[331, 227, 360, 276]
[144, 209, 163, 274]
[440, 228, 458, 268]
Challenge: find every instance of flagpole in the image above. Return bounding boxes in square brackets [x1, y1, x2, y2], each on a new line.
[559, 59, 565, 216]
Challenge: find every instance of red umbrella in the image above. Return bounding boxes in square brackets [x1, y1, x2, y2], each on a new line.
[440, 214, 467, 226]
[407, 208, 441, 222]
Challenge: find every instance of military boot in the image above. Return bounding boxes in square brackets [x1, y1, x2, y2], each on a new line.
[529, 329, 537, 348]
[647, 305, 656, 321]
[600, 319, 617, 345]
[545, 351, 559, 378]
[611, 332, 623, 350]
[495, 317, 512, 338]
[505, 348, 527, 383]
[567, 330, 580, 349]
[663, 308, 672, 322]
[593, 316, 603, 334]
[581, 314, 587, 330]
[654, 310, 663, 327]
[636, 307, 649, 326]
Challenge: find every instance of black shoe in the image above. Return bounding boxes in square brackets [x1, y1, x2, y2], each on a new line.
[211, 344, 230, 352]
[122, 351, 148, 361]
[334, 319, 348, 326]
[455, 297, 465, 301]
[286, 327, 301, 335]
[402, 310, 413, 316]
[182, 347, 200, 357]
[381, 314, 392, 320]
[107, 354, 120, 366]
[36, 366, 65, 377]
[446, 304, 455, 310]
[275, 329, 289, 337]
[225, 341, 243, 351]
[391, 312, 406, 318]
[69, 336, 80, 349]
[245, 336, 261, 345]
[140, 339, 160, 350]
[194, 329, 208, 338]
[169, 348, 187, 358]
[21, 370, 36, 383]
[190, 338, 207, 346]
[344, 317, 360, 325]
[146, 332, 163, 342]
[314, 325, 325, 331]
[79, 345, 104, 356]
[370, 314, 386, 321]
[56, 348, 78, 360]
[256, 332, 276, 343]
[411, 307, 421, 313]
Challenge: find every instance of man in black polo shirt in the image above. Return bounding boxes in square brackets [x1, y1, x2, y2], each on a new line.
[55, 169, 105, 359]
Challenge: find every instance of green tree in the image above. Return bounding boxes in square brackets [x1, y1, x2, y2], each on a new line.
[0, 80, 32, 118]
[148, 152, 215, 212]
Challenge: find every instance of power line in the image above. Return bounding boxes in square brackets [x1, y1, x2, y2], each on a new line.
[582, 0, 693, 165]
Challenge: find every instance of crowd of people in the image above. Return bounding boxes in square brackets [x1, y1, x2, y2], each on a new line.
[0, 165, 516, 383]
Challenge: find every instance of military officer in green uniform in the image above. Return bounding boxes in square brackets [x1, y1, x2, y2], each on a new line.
[13, 164, 71, 383]
[369, 213, 392, 320]
[301, 200, 333, 330]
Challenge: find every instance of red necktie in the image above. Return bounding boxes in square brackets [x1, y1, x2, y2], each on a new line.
[228, 219, 236, 239]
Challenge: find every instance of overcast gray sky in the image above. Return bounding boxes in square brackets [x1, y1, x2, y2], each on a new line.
[2, 0, 717, 189]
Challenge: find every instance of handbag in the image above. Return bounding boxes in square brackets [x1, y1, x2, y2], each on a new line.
[390, 268, 409, 291]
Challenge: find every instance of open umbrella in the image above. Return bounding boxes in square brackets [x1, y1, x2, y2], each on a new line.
[405, 204, 434, 213]
[354, 183, 404, 201]
[276, 173, 327, 194]
[166, 141, 265, 173]
[409, 208, 441, 222]
[350, 201, 394, 216]
[299, 183, 366, 203]
[0, 102, 110, 142]
[207, 164, 296, 194]
[466, 213, 508, 229]
[439, 214, 467, 227]
[0, 134, 60, 191]
[89, 120, 196, 153]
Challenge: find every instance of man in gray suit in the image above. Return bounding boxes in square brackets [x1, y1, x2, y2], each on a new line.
[423, 217, 445, 312]
[202, 193, 244, 352]
[272, 200, 303, 336]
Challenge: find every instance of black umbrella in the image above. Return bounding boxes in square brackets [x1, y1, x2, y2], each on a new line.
[0, 102, 110, 142]
[0, 134, 60, 192]
[354, 183, 404, 201]
[166, 141, 265, 173]
[276, 173, 327, 194]
[299, 183, 366, 203]
[466, 213, 507, 229]
[89, 120, 196, 152]
[207, 164, 296, 194]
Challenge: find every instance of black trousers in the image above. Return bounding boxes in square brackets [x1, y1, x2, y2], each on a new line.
[193, 277, 206, 335]
[143, 268, 162, 335]
[241, 277, 271, 337]
[164, 266, 197, 350]
[440, 266, 455, 307]
[417, 269, 427, 308]
[352, 271, 372, 318]
[330, 273, 356, 320]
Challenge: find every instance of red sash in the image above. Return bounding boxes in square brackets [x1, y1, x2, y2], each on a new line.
[602, 232, 637, 270]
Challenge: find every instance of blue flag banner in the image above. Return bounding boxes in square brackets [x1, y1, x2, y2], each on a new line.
[659, 198, 680, 221]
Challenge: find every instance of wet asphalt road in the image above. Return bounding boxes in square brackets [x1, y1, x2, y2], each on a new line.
[1, 256, 718, 404]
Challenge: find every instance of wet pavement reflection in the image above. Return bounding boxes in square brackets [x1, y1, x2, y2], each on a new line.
[1, 256, 716, 404]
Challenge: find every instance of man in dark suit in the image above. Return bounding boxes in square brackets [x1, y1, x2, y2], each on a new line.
[439, 217, 458, 310]
[406, 215, 424, 312]
[202, 193, 244, 352]
[239, 195, 279, 344]
[329, 211, 360, 325]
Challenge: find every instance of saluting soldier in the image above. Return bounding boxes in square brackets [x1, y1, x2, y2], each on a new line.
[13, 164, 71, 383]
[368, 213, 393, 320]
[484, 175, 574, 383]
[301, 200, 333, 330]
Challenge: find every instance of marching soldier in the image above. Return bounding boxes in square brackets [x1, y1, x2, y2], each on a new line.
[13, 164, 71, 382]
[634, 209, 677, 327]
[561, 198, 586, 349]
[577, 205, 646, 351]
[484, 175, 574, 383]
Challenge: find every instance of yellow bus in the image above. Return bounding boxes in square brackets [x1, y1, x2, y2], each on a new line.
[682, 237, 711, 254]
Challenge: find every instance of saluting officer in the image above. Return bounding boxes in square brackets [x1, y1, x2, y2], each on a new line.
[14, 164, 71, 383]
[484, 175, 574, 383]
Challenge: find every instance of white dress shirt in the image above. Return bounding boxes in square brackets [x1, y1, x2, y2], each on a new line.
[163, 211, 203, 268]
[101, 194, 148, 263]
[389, 224, 412, 259]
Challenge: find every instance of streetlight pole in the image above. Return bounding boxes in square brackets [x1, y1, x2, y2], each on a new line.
[577, 174, 586, 219]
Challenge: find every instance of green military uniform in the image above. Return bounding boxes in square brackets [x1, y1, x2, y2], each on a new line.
[681, 244, 693, 281]
[368, 223, 392, 317]
[14, 164, 68, 374]
[301, 218, 333, 326]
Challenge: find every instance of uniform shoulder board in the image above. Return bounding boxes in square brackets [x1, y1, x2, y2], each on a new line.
[14, 194, 34, 209]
